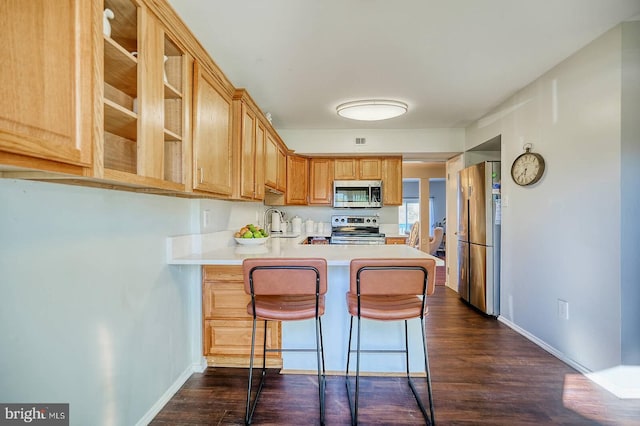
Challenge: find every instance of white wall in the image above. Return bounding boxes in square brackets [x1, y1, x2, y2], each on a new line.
[466, 23, 639, 372]
[197, 198, 265, 234]
[279, 128, 465, 157]
[620, 21, 640, 365]
[0, 179, 200, 425]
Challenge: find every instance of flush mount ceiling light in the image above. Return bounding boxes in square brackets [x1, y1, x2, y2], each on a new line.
[336, 99, 408, 121]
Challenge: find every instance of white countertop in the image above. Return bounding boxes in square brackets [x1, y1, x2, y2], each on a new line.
[167, 231, 443, 266]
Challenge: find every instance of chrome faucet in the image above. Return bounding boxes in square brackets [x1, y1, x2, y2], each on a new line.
[263, 208, 284, 233]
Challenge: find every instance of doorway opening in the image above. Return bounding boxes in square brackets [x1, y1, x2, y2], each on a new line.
[399, 179, 420, 235]
[428, 178, 446, 258]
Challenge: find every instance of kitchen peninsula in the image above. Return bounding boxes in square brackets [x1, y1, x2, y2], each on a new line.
[168, 233, 443, 373]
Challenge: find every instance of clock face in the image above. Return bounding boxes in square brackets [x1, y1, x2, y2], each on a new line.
[511, 152, 545, 186]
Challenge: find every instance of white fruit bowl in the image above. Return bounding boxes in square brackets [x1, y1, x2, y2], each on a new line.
[235, 236, 269, 245]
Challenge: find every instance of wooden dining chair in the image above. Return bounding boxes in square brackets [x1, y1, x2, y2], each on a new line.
[243, 258, 328, 425]
[345, 257, 437, 425]
[407, 221, 420, 248]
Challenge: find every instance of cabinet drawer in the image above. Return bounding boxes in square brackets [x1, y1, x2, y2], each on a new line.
[204, 319, 278, 356]
[203, 265, 243, 282]
[386, 237, 407, 245]
[203, 281, 250, 319]
[203, 319, 282, 367]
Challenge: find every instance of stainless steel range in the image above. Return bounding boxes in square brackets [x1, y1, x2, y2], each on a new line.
[330, 215, 386, 245]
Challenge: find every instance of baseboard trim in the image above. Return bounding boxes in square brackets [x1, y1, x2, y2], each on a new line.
[498, 316, 640, 399]
[135, 358, 207, 426]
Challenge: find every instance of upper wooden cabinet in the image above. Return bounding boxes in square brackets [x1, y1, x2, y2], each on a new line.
[0, 0, 92, 172]
[264, 133, 278, 190]
[334, 158, 382, 180]
[254, 120, 266, 200]
[382, 157, 403, 205]
[334, 158, 358, 180]
[100, 0, 191, 190]
[285, 155, 309, 205]
[276, 145, 287, 193]
[192, 61, 233, 196]
[232, 90, 264, 200]
[360, 158, 382, 179]
[265, 130, 287, 194]
[309, 158, 334, 205]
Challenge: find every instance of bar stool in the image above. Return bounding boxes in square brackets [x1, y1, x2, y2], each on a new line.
[243, 258, 328, 425]
[345, 258, 437, 425]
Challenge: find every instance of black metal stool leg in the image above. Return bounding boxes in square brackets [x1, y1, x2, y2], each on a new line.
[354, 315, 362, 425]
[316, 316, 326, 425]
[319, 316, 326, 374]
[245, 319, 269, 425]
[422, 317, 436, 425]
[245, 316, 257, 425]
[345, 316, 357, 425]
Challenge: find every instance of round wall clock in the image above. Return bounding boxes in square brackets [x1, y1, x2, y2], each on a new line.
[511, 146, 545, 186]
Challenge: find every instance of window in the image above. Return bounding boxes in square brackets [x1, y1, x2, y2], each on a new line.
[398, 198, 420, 234]
[429, 197, 435, 232]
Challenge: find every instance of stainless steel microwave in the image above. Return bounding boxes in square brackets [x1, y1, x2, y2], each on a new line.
[333, 180, 382, 208]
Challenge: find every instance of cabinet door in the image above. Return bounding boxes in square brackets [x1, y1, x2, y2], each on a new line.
[161, 30, 191, 186]
[276, 146, 287, 192]
[285, 155, 308, 205]
[382, 157, 403, 205]
[192, 62, 233, 195]
[101, 1, 188, 190]
[239, 102, 256, 198]
[254, 121, 265, 200]
[334, 158, 358, 180]
[137, 6, 168, 180]
[0, 0, 91, 168]
[202, 266, 281, 368]
[204, 319, 281, 367]
[359, 158, 382, 179]
[309, 158, 334, 205]
[264, 132, 278, 189]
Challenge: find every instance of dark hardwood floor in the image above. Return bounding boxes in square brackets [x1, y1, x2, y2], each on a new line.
[151, 286, 640, 425]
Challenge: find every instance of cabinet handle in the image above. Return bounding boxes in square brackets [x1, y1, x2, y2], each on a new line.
[199, 167, 204, 184]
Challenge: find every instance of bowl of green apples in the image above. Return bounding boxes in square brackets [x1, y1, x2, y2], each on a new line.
[234, 224, 270, 245]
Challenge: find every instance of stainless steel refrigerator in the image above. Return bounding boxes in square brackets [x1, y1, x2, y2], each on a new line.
[457, 161, 501, 316]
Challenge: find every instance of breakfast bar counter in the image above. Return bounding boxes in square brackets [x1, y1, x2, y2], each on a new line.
[167, 231, 441, 266]
[167, 232, 442, 373]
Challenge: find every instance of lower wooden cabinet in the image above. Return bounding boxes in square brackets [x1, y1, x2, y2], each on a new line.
[385, 236, 408, 245]
[202, 265, 282, 368]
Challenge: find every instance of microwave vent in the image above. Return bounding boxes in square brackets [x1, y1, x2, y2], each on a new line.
[355, 137, 366, 145]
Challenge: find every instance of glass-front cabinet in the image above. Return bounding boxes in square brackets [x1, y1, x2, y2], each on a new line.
[101, 0, 190, 190]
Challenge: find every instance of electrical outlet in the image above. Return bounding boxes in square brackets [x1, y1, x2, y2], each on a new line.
[203, 209, 210, 228]
[502, 195, 509, 207]
[558, 299, 569, 320]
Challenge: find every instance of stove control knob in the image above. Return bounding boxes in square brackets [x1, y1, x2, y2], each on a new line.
[340, 218, 346, 223]
[366, 218, 371, 223]
[372, 218, 377, 223]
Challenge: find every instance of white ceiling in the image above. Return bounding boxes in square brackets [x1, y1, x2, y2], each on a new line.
[167, 0, 640, 131]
